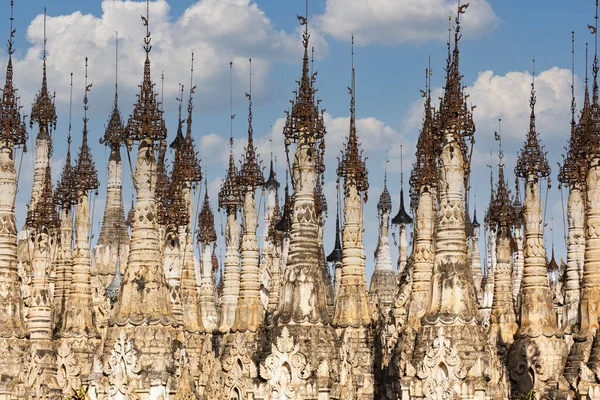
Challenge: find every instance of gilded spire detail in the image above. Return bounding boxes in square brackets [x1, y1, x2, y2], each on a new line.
[100, 33, 125, 150]
[54, 74, 77, 207]
[26, 164, 58, 229]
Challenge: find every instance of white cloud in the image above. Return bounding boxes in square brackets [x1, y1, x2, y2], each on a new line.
[6, 0, 328, 115]
[315, 0, 499, 45]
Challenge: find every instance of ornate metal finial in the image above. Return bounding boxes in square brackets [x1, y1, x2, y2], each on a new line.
[55, 73, 77, 207]
[100, 32, 125, 150]
[238, 58, 264, 189]
[559, 32, 588, 186]
[26, 164, 58, 229]
[377, 151, 392, 215]
[515, 58, 550, 180]
[171, 53, 202, 189]
[283, 0, 326, 153]
[410, 59, 437, 210]
[486, 149, 518, 234]
[268, 183, 283, 243]
[392, 144, 413, 225]
[436, 3, 475, 187]
[30, 7, 57, 133]
[155, 144, 170, 225]
[126, 199, 135, 228]
[197, 179, 217, 244]
[338, 37, 368, 197]
[0, 0, 27, 150]
[125, 0, 167, 147]
[74, 58, 99, 194]
[170, 83, 185, 150]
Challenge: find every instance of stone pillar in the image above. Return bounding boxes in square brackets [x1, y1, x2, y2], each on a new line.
[199, 243, 218, 331]
[508, 177, 567, 395]
[470, 223, 483, 301]
[370, 207, 396, 311]
[490, 227, 518, 348]
[564, 183, 584, 334]
[333, 184, 371, 327]
[52, 207, 72, 334]
[405, 187, 434, 328]
[512, 227, 524, 312]
[232, 189, 263, 332]
[163, 227, 183, 323]
[218, 209, 240, 333]
[179, 224, 204, 333]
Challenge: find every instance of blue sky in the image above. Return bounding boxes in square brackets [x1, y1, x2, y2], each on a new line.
[0, 0, 591, 278]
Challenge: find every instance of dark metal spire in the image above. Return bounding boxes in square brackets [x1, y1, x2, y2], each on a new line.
[197, 179, 217, 244]
[275, 172, 292, 233]
[393, 144, 413, 225]
[30, 8, 57, 135]
[0, 0, 27, 150]
[26, 163, 58, 229]
[74, 58, 99, 194]
[238, 58, 263, 189]
[55, 73, 77, 207]
[515, 59, 550, 180]
[326, 188, 343, 263]
[125, 0, 166, 146]
[337, 36, 368, 196]
[100, 32, 125, 151]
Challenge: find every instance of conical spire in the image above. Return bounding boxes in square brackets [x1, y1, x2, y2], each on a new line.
[393, 145, 413, 225]
[169, 84, 185, 151]
[274, 175, 293, 233]
[26, 164, 58, 229]
[326, 197, 343, 264]
[409, 62, 437, 210]
[0, 0, 27, 150]
[337, 37, 368, 194]
[197, 180, 217, 244]
[55, 74, 77, 207]
[515, 60, 550, 180]
[100, 33, 125, 151]
[238, 59, 264, 189]
[264, 158, 280, 190]
[126, 199, 135, 229]
[105, 255, 122, 303]
[30, 8, 56, 136]
[155, 145, 170, 225]
[487, 149, 517, 233]
[124, 1, 166, 145]
[74, 58, 99, 194]
[219, 146, 243, 210]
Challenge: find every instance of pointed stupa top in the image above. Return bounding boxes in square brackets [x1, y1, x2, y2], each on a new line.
[125, 1, 166, 146]
[268, 187, 282, 243]
[487, 152, 518, 233]
[515, 62, 551, 180]
[74, 58, 99, 194]
[219, 143, 243, 210]
[172, 66, 202, 186]
[197, 180, 217, 244]
[126, 199, 135, 229]
[55, 76, 77, 207]
[410, 65, 437, 210]
[547, 247, 559, 273]
[264, 159, 280, 190]
[377, 170, 392, 215]
[275, 176, 293, 233]
[337, 38, 368, 195]
[100, 33, 125, 151]
[30, 8, 56, 135]
[559, 33, 587, 186]
[169, 84, 185, 150]
[165, 172, 189, 227]
[26, 164, 58, 229]
[326, 206, 343, 264]
[472, 207, 480, 228]
[0, 1, 27, 150]
[392, 146, 413, 225]
[435, 4, 475, 174]
[238, 59, 264, 189]
[105, 257, 123, 303]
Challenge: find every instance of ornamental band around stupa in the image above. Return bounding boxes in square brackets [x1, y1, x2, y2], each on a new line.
[6, 1, 600, 399]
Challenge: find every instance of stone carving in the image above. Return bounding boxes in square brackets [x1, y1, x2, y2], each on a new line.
[105, 331, 142, 397]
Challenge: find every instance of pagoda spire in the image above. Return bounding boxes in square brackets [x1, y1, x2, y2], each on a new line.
[53, 74, 76, 335]
[197, 178, 218, 330]
[370, 153, 395, 311]
[232, 58, 264, 332]
[60, 57, 99, 340]
[26, 7, 56, 225]
[218, 61, 243, 332]
[392, 145, 413, 276]
[93, 33, 129, 320]
[109, 0, 174, 327]
[509, 59, 566, 396]
[0, 0, 27, 371]
[333, 36, 371, 329]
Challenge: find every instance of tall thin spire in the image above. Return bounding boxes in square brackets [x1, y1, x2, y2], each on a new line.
[55, 73, 77, 207]
[393, 144, 412, 225]
[238, 58, 263, 189]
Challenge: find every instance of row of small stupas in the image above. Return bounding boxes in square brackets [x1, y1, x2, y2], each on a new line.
[3, 0, 600, 399]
